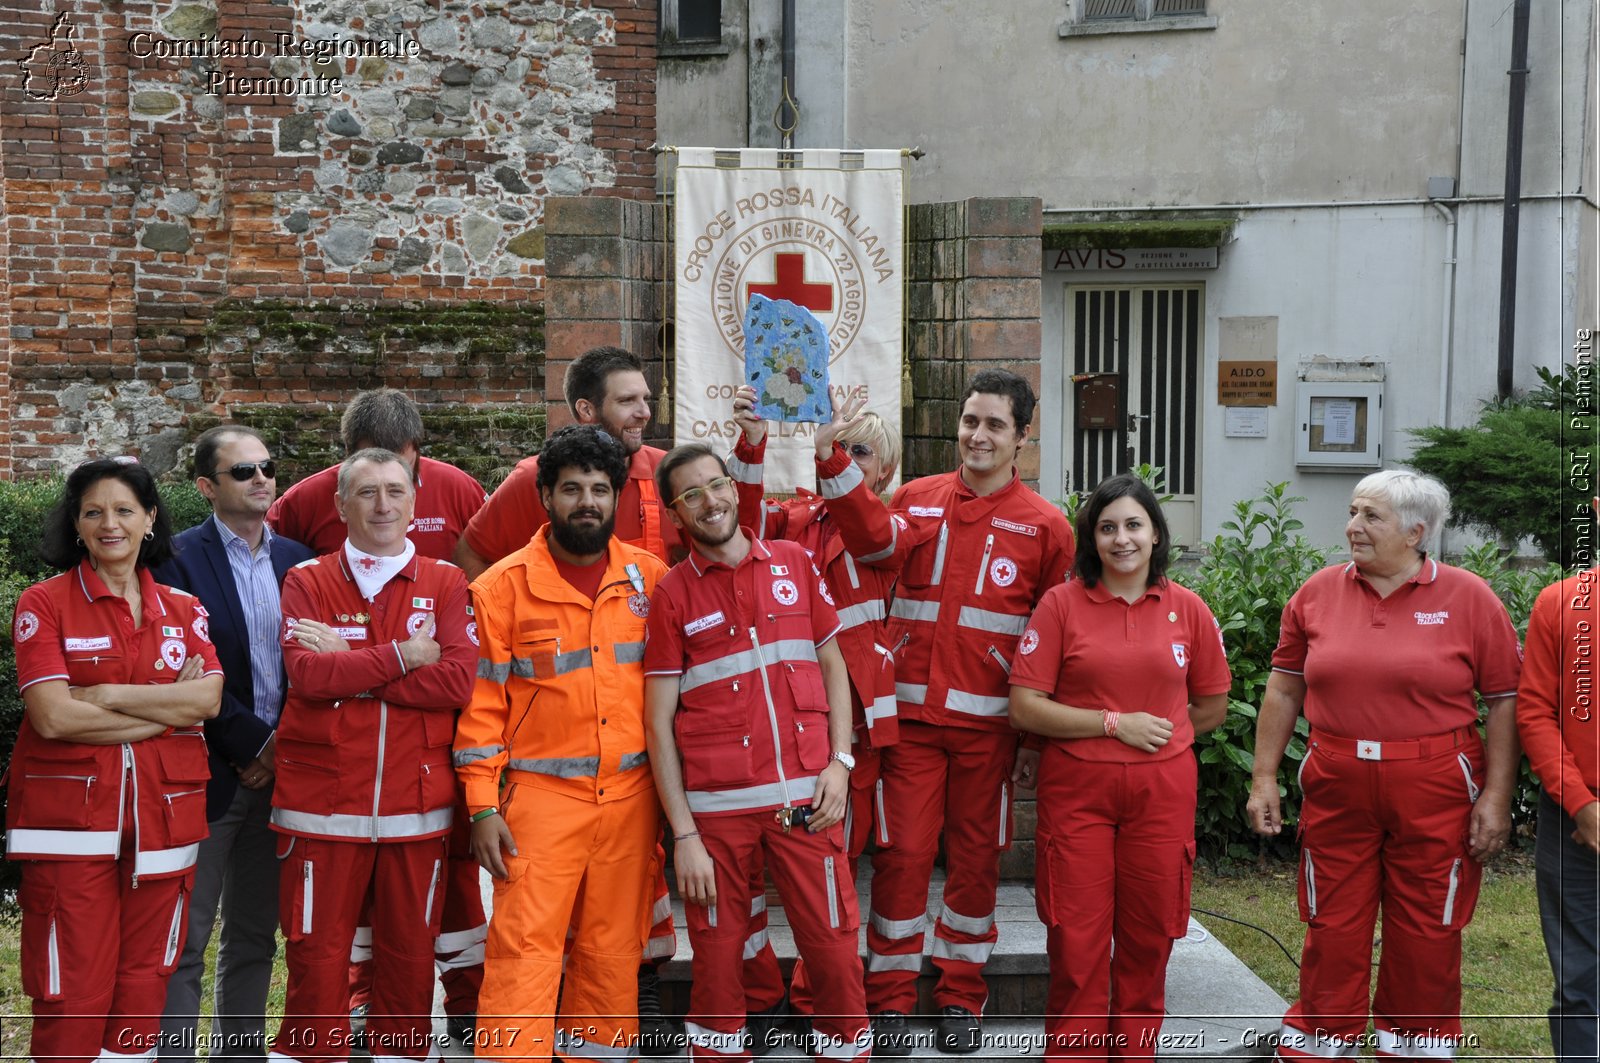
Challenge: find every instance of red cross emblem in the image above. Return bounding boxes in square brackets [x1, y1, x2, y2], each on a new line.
[747, 252, 834, 312]
[357, 556, 379, 572]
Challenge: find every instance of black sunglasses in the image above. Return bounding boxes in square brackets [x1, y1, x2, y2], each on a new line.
[214, 460, 277, 482]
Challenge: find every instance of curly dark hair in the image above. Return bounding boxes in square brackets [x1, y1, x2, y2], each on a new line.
[40, 458, 175, 571]
[1072, 473, 1172, 590]
[536, 425, 629, 494]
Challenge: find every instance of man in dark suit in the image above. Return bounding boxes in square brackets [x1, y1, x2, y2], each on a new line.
[157, 426, 314, 1063]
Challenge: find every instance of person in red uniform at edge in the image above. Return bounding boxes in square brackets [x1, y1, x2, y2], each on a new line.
[1515, 525, 1600, 1063]
[726, 385, 908, 1045]
[1008, 474, 1231, 1060]
[643, 444, 871, 1063]
[456, 347, 776, 1048]
[8, 457, 224, 1063]
[456, 425, 669, 1060]
[1246, 470, 1522, 1062]
[268, 448, 476, 1063]
[268, 389, 489, 1043]
[867, 368, 1073, 1056]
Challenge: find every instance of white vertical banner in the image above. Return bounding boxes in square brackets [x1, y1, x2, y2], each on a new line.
[674, 147, 905, 495]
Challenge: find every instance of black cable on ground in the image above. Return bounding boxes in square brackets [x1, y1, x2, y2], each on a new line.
[1191, 906, 1302, 969]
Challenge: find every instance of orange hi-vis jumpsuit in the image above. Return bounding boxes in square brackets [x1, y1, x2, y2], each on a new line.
[729, 436, 911, 1016]
[456, 528, 669, 1061]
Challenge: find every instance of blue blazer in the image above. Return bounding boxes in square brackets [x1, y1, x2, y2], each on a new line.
[154, 518, 315, 821]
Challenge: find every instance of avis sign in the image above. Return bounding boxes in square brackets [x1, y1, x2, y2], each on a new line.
[674, 147, 905, 493]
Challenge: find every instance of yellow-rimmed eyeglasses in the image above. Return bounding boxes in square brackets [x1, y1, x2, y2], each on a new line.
[669, 476, 736, 510]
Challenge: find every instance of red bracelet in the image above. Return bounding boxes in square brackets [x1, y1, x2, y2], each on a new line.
[1102, 710, 1120, 737]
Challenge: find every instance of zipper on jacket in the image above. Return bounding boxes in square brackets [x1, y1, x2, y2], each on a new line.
[875, 778, 890, 846]
[302, 860, 314, 935]
[1456, 753, 1481, 803]
[843, 552, 860, 590]
[126, 744, 140, 889]
[424, 858, 442, 924]
[824, 856, 840, 928]
[163, 788, 206, 805]
[371, 700, 390, 841]
[1303, 850, 1317, 919]
[998, 782, 1009, 846]
[749, 627, 793, 809]
[974, 534, 995, 594]
[986, 645, 1011, 675]
[1442, 858, 1461, 925]
[46, 916, 60, 996]
[930, 523, 949, 586]
[163, 891, 186, 967]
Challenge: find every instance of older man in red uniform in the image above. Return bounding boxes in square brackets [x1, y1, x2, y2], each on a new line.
[644, 444, 870, 1063]
[867, 368, 1074, 1054]
[268, 448, 475, 1063]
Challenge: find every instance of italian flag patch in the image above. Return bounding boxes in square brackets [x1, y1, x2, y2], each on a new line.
[162, 626, 184, 638]
[412, 597, 434, 609]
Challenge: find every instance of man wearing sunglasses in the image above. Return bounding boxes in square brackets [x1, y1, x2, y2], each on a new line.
[644, 443, 871, 1062]
[155, 426, 315, 1063]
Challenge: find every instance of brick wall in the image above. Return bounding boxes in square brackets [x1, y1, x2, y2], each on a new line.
[903, 197, 1044, 484]
[0, 0, 660, 478]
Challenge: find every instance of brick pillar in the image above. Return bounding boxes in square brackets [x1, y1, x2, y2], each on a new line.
[903, 197, 1043, 484]
[542, 195, 667, 440]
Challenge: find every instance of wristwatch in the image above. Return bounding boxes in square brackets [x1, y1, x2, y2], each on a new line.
[830, 750, 857, 772]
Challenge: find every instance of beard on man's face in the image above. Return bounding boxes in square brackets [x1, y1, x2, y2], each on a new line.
[551, 511, 616, 557]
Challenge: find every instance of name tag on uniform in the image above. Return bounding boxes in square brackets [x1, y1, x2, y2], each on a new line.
[684, 611, 725, 637]
[909, 506, 944, 517]
[334, 626, 368, 641]
[991, 517, 1038, 536]
[65, 636, 113, 652]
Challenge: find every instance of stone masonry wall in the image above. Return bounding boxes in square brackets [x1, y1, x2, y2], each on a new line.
[1, 0, 657, 477]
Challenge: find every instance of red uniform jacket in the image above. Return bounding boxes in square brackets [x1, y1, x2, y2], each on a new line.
[8, 561, 222, 879]
[270, 551, 475, 842]
[887, 470, 1074, 733]
[730, 436, 909, 749]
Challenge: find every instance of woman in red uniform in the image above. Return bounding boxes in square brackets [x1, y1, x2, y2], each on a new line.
[1246, 469, 1522, 1060]
[8, 457, 223, 1063]
[1009, 473, 1231, 1060]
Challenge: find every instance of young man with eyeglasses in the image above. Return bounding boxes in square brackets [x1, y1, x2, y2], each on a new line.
[644, 444, 871, 1063]
[156, 426, 315, 1063]
[726, 387, 913, 1042]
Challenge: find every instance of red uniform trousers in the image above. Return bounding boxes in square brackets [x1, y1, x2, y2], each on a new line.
[789, 743, 881, 1017]
[685, 813, 869, 1062]
[273, 836, 446, 1063]
[477, 785, 659, 1061]
[1034, 748, 1198, 1061]
[20, 856, 193, 1063]
[350, 798, 486, 1021]
[1277, 730, 1486, 1061]
[866, 722, 1014, 1014]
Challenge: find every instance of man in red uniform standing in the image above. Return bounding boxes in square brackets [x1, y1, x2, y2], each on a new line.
[268, 448, 476, 1063]
[269, 388, 488, 1042]
[866, 368, 1073, 1054]
[644, 444, 871, 1063]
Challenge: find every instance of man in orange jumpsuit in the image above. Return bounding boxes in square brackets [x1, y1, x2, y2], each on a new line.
[456, 425, 668, 1060]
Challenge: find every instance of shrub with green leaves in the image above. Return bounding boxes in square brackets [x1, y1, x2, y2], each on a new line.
[1172, 482, 1330, 861]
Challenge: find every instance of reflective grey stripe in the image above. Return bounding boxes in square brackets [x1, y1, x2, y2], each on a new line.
[837, 600, 886, 631]
[819, 460, 864, 499]
[272, 806, 454, 839]
[614, 641, 646, 665]
[46, 917, 59, 996]
[686, 1022, 747, 1054]
[1276, 1024, 1359, 1059]
[875, 779, 890, 845]
[957, 606, 1028, 636]
[423, 859, 441, 925]
[896, 682, 928, 705]
[946, 688, 1009, 717]
[163, 891, 186, 967]
[742, 927, 770, 960]
[644, 934, 675, 959]
[555, 1029, 638, 1061]
[509, 647, 592, 678]
[866, 951, 923, 973]
[866, 694, 897, 727]
[652, 894, 674, 925]
[438, 942, 485, 969]
[707, 900, 718, 929]
[890, 597, 940, 623]
[686, 774, 818, 814]
[1442, 858, 1460, 925]
[939, 904, 995, 936]
[5, 828, 119, 857]
[619, 750, 650, 773]
[727, 453, 762, 485]
[856, 518, 898, 564]
[1304, 850, 1317, 919]
[135, 843, 200, 877]
[477, 659, 510, 683]
[843, 551, 861, 589]
[453, 744, 504, 767]
[997, 782, 1008, 846]
[751, 895, 767, 916]
[436, 925, 487, 952]
[870, 911, 927, 940]
[930, 936, 994, 964]
[509, 756, 600, 779]
[824, 856, 839, 928]
[681, 639, 819, 693]
[815, 1029, 866, 1061]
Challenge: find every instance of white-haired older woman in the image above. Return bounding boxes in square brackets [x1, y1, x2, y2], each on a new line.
[1246, 470, 1522, 1061]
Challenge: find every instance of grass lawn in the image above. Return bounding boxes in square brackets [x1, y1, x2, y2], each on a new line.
[0, 859, 1560, 1059]
[1192, 855, 1555, 1059]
